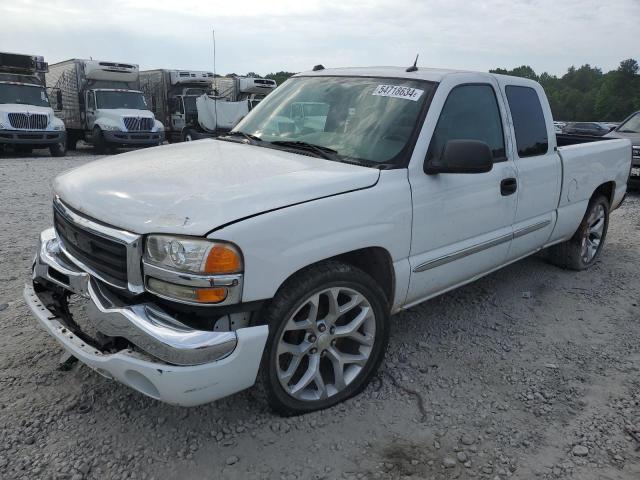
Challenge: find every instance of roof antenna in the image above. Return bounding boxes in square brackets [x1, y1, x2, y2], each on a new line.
[406, 54, 419, 72]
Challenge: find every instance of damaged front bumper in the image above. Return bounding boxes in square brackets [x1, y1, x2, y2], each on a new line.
[24, 228, 268, 406]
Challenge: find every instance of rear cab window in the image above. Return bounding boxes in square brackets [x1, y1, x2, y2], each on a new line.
[505, 86, 549, 157]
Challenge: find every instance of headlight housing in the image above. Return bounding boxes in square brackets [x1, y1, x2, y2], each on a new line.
[144, 235, 242, 275]
[101, 124, 121, 131]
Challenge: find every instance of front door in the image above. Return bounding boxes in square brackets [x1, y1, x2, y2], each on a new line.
[405, 76, 518, 307]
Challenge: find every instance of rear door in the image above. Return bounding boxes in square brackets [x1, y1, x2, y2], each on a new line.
[498, 80, 561, 260]
[405, 73, 518, 306]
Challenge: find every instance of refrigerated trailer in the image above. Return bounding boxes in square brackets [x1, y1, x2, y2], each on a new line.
[47, 59, 164, 152]
[140, 71, 276, 142]
[0, 52, 67, 156]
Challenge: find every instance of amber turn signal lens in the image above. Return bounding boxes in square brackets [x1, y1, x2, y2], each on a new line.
[195, 287, 227, 303]
[204, 244, 242, 274]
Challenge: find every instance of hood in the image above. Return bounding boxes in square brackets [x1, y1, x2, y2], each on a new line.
[96, 108, 154, 118]
[53, 139, 380, 236]
[605, 130, 640, 146]
[0, 103, 53, 115]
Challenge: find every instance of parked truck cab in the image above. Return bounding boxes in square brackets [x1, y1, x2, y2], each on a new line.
[141, 70, 214, 143]
[47, 60, 164, 152]
[0, 52, 67, 157]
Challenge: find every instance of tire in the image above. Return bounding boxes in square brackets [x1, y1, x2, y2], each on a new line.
[183, 129, 195, 142]
[93, 127, 107, 154]
[547, 194, 610, 270]
[66, 136, 78, 151]
[261, 261, 390, 416]
[50, 139, 67, 157]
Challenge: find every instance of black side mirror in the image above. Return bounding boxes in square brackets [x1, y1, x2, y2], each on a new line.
[54, 89, 63, 110]
[425, 139, 493, 174]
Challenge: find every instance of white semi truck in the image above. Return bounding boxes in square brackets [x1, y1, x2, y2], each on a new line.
[0, 52, 66, 156]
[140, 70, 276, 142]
[47, 59, 164, 152]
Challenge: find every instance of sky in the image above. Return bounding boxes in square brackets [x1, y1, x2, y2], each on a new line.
[1, 0, 638, 77]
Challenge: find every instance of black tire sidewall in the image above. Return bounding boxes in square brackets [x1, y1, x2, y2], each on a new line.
[262, 263, 389, 415]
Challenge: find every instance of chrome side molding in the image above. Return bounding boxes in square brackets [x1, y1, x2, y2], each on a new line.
[413, 219, 551, 273]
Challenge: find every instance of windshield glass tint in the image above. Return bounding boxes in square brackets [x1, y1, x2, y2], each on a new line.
[618, 113, 640, 133]
[95, 91, 148, 110]
[233, 76, 434, 165]
[0, 83, 49, 106]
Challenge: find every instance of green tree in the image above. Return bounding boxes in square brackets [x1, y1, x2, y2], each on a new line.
[264, 71, 296, 86]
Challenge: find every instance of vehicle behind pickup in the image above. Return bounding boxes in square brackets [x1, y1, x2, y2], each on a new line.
[0, 52, 67, 156]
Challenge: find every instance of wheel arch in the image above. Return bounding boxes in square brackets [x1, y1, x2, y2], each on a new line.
[592, 181, 615, 206]
[253, 246, 396, 325]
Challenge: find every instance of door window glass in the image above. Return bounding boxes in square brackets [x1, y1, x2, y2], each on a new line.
[427, 84, 506, 165]
[505, 85, 549, 157]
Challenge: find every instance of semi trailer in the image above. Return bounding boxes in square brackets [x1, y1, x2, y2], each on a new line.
[0, 52, 66, 156]
[47, 59, 164, 152]
[140, 70, 276, 142]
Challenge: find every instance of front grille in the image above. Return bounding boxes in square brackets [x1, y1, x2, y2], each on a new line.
[53, 207, 128, 285]
[123, 117, 153, 131]
[8, 113, 48, 130]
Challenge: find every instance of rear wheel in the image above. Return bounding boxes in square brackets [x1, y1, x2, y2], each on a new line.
[261, 261, 390, 416]
[547, 194, 609, 270]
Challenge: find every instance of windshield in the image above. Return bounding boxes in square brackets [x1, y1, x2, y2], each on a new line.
[183, 96, 198, 114]
[0, 83, 49, 107]
[95, 90, 148, 110]
[233, 76, 434, 165]
[617, 113, 640, 133]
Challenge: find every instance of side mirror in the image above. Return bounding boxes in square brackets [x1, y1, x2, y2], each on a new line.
[425, 139, 493, 174]
[54, 89, 63, 110]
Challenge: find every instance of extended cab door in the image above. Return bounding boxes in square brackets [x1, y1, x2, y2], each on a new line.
[405, 74, 518, 307]
[497, 80, 561, 260]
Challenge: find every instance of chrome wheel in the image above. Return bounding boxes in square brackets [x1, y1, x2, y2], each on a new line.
[581, 203, 605, 263]
[276, 287, 376, 402]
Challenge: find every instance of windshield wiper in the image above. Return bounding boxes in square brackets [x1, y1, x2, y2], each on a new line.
[270, 140, 339, 160]
[221, 131, 264, 144]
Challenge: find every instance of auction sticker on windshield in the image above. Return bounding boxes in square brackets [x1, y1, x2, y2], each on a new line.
[373, 85, 424, 101]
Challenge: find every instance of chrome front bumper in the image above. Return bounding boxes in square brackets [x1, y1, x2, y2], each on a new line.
[25, 228, 268, 406]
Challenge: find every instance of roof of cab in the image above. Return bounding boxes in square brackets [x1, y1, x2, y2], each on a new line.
[294, 66, 543, 90]
[294, 66, 476, 83]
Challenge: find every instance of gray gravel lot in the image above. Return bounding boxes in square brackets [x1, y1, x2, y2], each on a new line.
[1, 147, 639, 480]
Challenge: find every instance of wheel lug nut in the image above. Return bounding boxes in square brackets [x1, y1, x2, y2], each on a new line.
[310, 347, 318, 354]
[308, 334, 316, 342]
[318, 324, 326, 332]
[321, 350, 327, 357]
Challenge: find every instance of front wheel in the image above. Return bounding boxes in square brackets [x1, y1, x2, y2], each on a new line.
[93, 127, 107, 154]
[50, 139, 67, 157]
[261, 261, 390, 416]
[547, 194, 610, 270]
[183, 129, 196, 142]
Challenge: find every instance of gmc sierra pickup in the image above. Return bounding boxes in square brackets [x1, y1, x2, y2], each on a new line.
[24, 66, 632, 415]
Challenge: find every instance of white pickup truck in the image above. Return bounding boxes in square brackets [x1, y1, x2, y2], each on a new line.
[24, 66, 632, 415]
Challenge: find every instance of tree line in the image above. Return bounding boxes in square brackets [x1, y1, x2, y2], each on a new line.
[241, 59, 640, 123]
[492, 59, 640, 122]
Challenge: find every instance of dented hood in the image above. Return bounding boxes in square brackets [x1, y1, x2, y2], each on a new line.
[53, 139, 379, 236]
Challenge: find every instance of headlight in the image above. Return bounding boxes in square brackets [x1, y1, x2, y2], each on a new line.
[53, 124, 65, 131]
[102, 124, 121, 131]
[145, 235, 242, 275]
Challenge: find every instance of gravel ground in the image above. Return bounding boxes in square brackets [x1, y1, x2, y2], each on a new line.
[1, 147, 639, 480]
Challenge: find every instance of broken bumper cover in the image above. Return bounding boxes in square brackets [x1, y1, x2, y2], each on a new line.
[24, 228, 268, 406]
